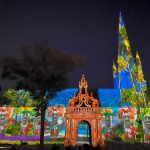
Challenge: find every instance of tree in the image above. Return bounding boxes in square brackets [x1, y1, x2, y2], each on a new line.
[0, 40, 86, 147]
[2, 89, 38, 129]
[0, 40, 86, 91]
[2, 89, 38, 107]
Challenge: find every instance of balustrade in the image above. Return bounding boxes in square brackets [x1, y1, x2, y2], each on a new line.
[66, 107, 101, 113]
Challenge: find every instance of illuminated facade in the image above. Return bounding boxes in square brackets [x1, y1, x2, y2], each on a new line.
[64, 75, 104, 147]
[113, 13, 147, 92]
[0, 13, 149, 145]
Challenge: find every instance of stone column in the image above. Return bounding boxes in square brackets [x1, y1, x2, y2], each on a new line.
[97, 119, 104, 146]
[91, 119, 98, 147]
[71, 118, 77, 146]
[64, 118, 71, 146]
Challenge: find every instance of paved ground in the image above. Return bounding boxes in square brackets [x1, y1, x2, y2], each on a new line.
[0, 143, 150, 150]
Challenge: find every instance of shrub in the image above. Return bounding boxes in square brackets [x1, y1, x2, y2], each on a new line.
[5, 123, 20, 136]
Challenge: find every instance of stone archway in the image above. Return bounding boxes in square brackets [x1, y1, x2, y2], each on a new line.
[64, 75, 104, 147]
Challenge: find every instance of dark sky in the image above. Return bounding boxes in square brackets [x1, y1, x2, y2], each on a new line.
[0, 0, 150, 90]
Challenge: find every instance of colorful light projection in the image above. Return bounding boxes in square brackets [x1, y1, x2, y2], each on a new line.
[0, 106, 66, 141]
[0, 107, 14, 134]
[18, 107, 36, 136]
[117, 107, 137, 141]
[102, 108, 114, 139]
[48, 88, 78, 107]
[0, 106, 149, 143]
[0, 13, 148, 145]
[45, 106, 65, 139]
[98, 89, 121, 107]
[140, 108, 150, 143]
[113, 13, 147, 92]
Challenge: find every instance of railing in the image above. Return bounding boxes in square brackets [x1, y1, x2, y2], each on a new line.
[66, 107, 101, 113]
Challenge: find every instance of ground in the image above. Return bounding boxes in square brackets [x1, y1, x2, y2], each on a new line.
[0, 142, 150, 150]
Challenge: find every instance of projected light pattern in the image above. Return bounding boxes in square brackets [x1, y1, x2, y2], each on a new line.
[0, 106, 149, 143]
[0, 13, 149, 145]
[98, 89, 121, 107]
[0, 106, 66, 141]
[113, 13, 147, 92]
[47, 88, 78, 107]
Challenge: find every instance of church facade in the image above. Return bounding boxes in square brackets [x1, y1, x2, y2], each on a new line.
[48, 13, 150, 144]
[0, 14, 149, 145]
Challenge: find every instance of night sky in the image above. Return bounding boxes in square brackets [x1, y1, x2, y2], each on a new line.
[0, 0, 150, 91]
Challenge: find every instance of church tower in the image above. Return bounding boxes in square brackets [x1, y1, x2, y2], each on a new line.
[113, 13, 147, 92]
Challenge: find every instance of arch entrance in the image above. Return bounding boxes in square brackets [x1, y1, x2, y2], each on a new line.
[64, 75, 104, 147]
[76, 121, 91, 144]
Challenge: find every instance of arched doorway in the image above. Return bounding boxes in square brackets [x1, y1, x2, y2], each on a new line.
[64, 75, 104, 147]
[76, 121, 91, 144]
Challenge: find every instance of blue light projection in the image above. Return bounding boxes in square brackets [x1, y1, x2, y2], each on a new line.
[47, 88, 78, 107]
[98, 89, 121, 107]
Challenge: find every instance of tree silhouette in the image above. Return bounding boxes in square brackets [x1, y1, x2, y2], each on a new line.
[0, 40, 86, 147]
[0, 40, 86, 91]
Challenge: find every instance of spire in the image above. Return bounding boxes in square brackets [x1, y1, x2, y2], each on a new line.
[118, 13, 132, 58]
[113, 61, 117, 72]
[134, 51, 144, 83]
[79, 74, 88, 94]
[113, 13, 147, 90]
[113, 61, 117, 77]
[136, 51, 142, 66]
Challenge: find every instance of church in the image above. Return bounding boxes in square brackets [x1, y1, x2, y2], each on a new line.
[0, 14, 149, 146]
[49, 13, 147, 108]
[47, 13, 149, 145]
